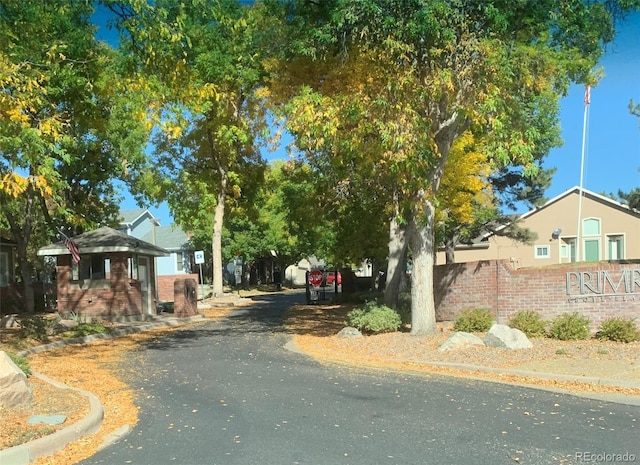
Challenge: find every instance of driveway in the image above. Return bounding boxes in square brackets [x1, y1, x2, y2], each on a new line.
[79, 291, 639, 465]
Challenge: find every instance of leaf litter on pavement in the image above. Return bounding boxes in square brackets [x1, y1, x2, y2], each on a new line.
[2, 300, 640, 465]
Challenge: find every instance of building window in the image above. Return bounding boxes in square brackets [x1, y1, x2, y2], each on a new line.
[535, 245, 550, 259]
[176, 252, 184, 273]
[584, 238, 600, 261]
[583, 218, 600, 236]
[73, 254, 107, 280]
[561, 237, 577, 262]
[0, 251, 8, 287]
[607, 235, 624, 260]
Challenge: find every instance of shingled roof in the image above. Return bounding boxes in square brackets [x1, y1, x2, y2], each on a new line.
[38, 227, 169, 258]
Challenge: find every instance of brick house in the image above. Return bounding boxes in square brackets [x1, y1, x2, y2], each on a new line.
[38, 227, 169, 320]
[0, 236, 18, 313]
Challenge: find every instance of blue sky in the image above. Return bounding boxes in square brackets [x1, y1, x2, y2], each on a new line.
[115, 11, 640, 223]
[542, 12, 640, 206]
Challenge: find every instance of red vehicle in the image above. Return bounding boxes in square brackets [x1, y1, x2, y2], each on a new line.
[324, 271, 342, 285]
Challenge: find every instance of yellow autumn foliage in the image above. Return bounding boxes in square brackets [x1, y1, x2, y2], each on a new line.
[436, 131, 491, 225]
[0, 172, 53, 198]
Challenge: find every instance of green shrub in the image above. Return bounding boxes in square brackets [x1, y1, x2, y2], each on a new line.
[396, 292, 412, 324]
[597, 317, 640, 343]
[549, 312, 591, 341]
[345, 301, 402, 334]
[337, 291, 383, 305]
[16, 315, 52, 342]
[66, 323, 110, 338]
[6, 351, 31, 375]
[453, 308, 494, 333]
[508, 310, 547, 338]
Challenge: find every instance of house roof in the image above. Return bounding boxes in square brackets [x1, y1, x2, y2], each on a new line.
[521, 186, 640, 220]
[119, 209, 156, 226]
[482, 186, 640, 240]
[0, 237, 17, 246]
[141, 225, 190, 251]
[37, 227, 169, 258]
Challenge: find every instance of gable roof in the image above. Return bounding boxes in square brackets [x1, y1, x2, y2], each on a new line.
[482, 186, 640, 240]
[141, 225, 190, 251]
[119, 209, 156, 226]
[38, 227, 169, 258]
[520, 186, 640, 220]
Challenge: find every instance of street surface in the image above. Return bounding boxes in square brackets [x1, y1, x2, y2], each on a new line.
[80, 291, 639, 465]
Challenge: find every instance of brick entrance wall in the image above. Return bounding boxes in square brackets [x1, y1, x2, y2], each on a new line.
[434, 260, 640, 330]
[157, 274, 199, 302]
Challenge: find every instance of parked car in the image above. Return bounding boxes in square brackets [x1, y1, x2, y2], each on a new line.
[324, 271, 342, 285]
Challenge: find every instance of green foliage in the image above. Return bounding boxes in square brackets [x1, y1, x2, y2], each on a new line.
[345, 301, 401, 334]
[549, 312, 591, 341]
[508, 310, 547, 338]
[65, 323, 110, 338]
[597, 317, 640, 343]
[396, 292, 412, 324]
[453, 308, 494, 333]
[337, 291, 383, 305]
[6, 351, 31, 376]
[16, 315, 53, 342]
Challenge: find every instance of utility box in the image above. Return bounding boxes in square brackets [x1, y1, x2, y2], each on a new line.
[174, 278, 198, 317]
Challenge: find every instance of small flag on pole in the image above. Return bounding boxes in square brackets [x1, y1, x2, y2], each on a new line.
[584, 85, 591, 106]
[59, 231, 81, 264]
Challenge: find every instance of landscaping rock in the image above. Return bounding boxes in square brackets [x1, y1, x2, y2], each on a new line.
[0, 351, 33, 408]
[0, 314, 18, 328]
[484, 324, 532, 349]
[56, 319, 80, 331]
[438, 332, 485, 352]
[28, 414, 67, 425]
[337, 327, 362, 338]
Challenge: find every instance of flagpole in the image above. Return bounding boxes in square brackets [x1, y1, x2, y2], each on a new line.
[576, 85, 590, 262]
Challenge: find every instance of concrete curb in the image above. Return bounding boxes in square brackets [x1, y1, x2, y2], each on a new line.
[1, 315, 207, 465]
[0, 372, 104, 465]
[16, 314, 207, 357]
[283, 340, 640, 406]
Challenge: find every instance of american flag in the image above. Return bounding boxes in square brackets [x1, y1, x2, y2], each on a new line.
[61, 233, 81, 264]
[584, 85, 591, 106]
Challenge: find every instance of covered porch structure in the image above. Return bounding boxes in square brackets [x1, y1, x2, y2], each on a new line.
[38, 227, 169, 321]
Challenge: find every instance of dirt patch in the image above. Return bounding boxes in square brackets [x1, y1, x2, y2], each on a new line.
[285, 303, 640, 396]
[0, 376, 89, 449]
[0, 306, 236, 465]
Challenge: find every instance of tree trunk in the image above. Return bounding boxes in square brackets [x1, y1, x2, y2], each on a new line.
[408, 203, 437, 335]
[211, 170, 228, 297]
[445, 235, 456, 264]
[2, 187, 36, 313]
[18, 258, 35, 314]
[384, 212, 409, 309]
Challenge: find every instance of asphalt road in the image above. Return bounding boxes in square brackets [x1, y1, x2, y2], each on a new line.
[80, 291, 639, 465]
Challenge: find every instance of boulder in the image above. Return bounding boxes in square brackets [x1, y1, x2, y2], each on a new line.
[0, 351, 33, 408]
[337, 327, 362, 338]
[0, 314, 18, 328]
[484, 324, 532, 350]
[56, 319, 80, 331]
[438, 331, 485, 352]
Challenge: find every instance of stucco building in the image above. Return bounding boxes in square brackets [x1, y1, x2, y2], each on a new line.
[437, 187, 640, 268]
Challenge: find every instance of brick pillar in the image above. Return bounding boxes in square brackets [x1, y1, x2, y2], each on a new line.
[174, 278, 197, 317]
[56, 255, 72, 312]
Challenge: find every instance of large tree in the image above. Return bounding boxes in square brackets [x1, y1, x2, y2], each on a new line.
[107, 0, 273, 296]
[268, 0, 638, 334]
[0, 0, 145, 312]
